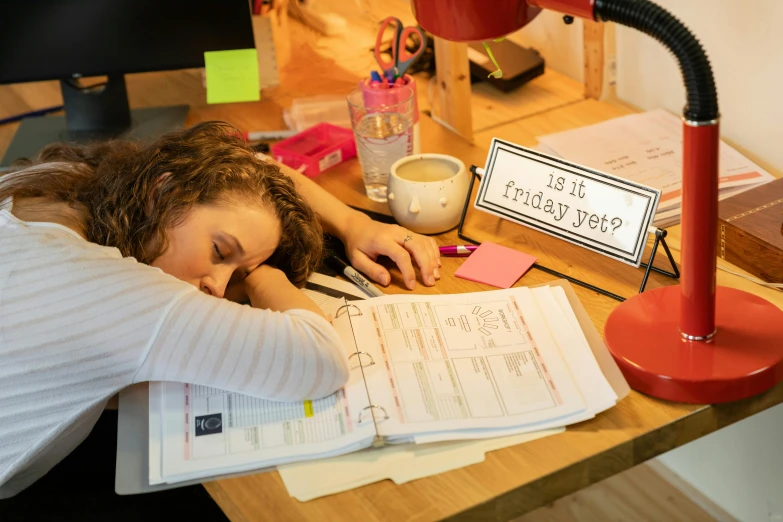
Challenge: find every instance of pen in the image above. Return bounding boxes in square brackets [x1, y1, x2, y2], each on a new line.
[325, 256, 385, 297]
[244, 129, 298, 141]
[439, 245, 478, 256]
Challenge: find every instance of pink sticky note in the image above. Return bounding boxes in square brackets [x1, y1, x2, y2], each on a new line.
[454, 242, 537, 288]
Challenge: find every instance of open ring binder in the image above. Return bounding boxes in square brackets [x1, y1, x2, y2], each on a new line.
[335, 303, 362, 317]
[339, 298, 389, 448]
[348, 351, 375, 369]
[358, 405, 389, 424]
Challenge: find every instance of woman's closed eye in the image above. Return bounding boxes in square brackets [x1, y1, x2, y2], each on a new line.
[213, 242, 226, 261]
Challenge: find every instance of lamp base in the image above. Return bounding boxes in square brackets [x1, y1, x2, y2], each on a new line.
[605, 285, 783, 404]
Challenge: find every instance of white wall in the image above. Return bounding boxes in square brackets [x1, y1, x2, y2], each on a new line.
[509, 10, 585, 83]
[615, 0, 783, 172]
[614, 2, 783, 520]
[657, 404, 783, 522]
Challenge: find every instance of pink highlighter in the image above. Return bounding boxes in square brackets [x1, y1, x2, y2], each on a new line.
[439, 245, 478, 257]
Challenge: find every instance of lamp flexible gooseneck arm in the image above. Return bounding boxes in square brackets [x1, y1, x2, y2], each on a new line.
[592, 0, 718, 121]
[540, 0, 721, 338]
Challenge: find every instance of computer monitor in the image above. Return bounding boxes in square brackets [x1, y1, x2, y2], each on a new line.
[0, 0, 256, 166]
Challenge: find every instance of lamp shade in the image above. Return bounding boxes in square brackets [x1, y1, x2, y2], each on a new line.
[411, 0, 542, 42]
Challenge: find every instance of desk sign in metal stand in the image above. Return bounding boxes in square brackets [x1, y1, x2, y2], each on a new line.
[458, 139, 679, 302]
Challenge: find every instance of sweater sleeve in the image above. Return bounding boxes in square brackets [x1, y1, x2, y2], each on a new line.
[134, 289, 351, 401]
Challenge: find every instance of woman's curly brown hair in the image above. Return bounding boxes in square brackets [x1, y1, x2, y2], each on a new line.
[0, 121, 322, 287]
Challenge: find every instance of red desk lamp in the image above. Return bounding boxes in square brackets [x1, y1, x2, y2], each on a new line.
[412, 0, 783, 404]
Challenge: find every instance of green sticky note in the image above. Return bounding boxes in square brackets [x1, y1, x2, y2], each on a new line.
[204, 48, 260, 104]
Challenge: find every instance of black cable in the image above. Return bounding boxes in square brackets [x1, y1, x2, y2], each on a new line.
[594, 0, 718, 121]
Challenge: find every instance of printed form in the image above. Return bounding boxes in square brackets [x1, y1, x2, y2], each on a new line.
[411, 285, 618, 444]
[345, 289, 588, 437]
[154, 378, 375, 482]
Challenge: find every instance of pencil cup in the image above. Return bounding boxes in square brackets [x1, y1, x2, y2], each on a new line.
[347, 85, 414, 203]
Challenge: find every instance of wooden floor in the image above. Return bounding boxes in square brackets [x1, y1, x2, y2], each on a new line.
[515, 462, 732, 522]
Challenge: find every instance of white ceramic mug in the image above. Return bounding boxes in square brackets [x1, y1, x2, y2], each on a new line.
[387, 153, 469, 235]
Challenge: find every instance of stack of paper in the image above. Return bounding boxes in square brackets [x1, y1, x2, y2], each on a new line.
[278, 429, 562, 502]
[146, 277, 627, 496]
[537, 109, 774, 228]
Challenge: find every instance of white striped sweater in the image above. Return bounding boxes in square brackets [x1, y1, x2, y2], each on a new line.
[0, 200, 350, 498]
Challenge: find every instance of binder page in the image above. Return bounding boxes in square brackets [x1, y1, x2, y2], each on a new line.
[347, 288, 588, 437]
[148, 382, 164, 484]
[156, 378, 375, 483]
[531, 286, 617, 413]
[410, 285, 615, 444]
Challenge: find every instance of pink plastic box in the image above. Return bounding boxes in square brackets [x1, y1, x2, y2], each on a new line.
[270, 123, 356, 178]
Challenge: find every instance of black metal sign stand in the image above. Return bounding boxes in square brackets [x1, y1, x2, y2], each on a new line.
[458, 166, 680, 302]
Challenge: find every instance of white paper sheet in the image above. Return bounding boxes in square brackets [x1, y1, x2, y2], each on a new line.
[152, 381, 375, 485]
[410, 285, 617, 444]
[531, 286, 617, 413]
[148, 382, 163, 485]
[537, 109, 774, 225]
[340, 288, 589, 438]
[278, 428, 563, 502]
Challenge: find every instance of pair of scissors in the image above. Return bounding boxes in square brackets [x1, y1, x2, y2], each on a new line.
[374, 17, 427, 79]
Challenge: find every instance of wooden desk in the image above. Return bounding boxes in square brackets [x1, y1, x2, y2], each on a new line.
[202, 118, 783, 522]
[2, 46, 783, 522]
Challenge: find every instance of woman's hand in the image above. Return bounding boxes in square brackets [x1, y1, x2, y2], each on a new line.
[341, 213, 441, 290]
[269, 158, 440, 290]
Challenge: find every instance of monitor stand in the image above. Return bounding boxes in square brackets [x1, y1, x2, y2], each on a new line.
[1, 75, 189, 168]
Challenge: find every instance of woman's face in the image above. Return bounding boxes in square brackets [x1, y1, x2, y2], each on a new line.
[150, 202, 281, 297]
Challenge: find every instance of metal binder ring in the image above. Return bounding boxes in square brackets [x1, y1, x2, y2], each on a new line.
[335, 303, 362, 317]
[358, 405, 389, 424]
[348, 351, 375, 369]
